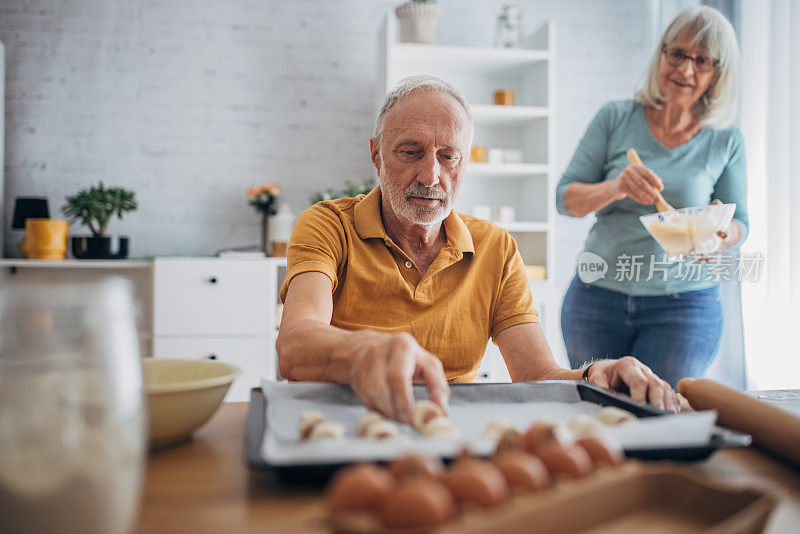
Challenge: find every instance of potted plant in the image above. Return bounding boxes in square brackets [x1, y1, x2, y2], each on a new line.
[61, 182, 137, 259]
[247, 182, 281, 255]
[395, 0, 442, 44]
[309, 178, 376, 205]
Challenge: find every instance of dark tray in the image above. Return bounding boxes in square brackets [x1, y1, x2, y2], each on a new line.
[245, 382, 751, 485]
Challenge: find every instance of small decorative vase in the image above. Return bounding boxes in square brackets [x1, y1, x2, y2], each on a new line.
[261, 215, 271, 256]
[24, 218, 69, 260]
[395, 2, 442, 44]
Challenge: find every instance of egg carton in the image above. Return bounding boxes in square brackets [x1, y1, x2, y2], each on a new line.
[318, 462, 776, 534]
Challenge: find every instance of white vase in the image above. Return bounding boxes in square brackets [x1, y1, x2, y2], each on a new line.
[395, 2, 442, 45]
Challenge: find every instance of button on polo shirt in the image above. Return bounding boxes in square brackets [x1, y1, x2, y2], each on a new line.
[280, 186, 539, 382]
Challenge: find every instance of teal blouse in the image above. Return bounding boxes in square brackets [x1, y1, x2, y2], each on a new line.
[556, 100, 749, 295]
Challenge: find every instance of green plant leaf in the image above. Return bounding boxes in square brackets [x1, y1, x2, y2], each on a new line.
[60, 181, 138, 237]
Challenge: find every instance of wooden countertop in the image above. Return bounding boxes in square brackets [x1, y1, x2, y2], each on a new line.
[136, 403, 800, 534]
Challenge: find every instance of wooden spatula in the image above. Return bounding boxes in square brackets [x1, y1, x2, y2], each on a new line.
[626, 148, 674, 212]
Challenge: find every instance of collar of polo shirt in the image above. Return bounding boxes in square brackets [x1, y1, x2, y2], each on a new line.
[354, 186, 475, 256]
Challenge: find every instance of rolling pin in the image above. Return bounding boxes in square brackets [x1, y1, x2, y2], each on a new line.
[678, 378, 800, 468]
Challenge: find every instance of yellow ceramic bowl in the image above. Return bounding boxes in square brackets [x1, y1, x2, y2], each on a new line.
[143, 358, 240, 449]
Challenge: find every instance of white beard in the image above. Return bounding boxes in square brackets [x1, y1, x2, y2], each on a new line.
[378, 163, 453, 226]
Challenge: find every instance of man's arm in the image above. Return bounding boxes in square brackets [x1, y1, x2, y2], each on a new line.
[495, 323, 679, 412]
[276, 271, 450, 423]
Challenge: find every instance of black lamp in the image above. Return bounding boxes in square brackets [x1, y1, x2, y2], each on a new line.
[11, 197, 50, 229]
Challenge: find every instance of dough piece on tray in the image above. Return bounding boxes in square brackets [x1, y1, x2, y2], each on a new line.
[357, 411, 386, 437]
[308, 420, 346, 441]
[568, 414, 605, 437]
[356, 410, 403, 440]
[364, 420, 402, 440]
[596, 406, 637, 425]
[481, 417, 516, 440]
[411, 400, 461, 439]
[422, 417, 462, 439]
[298, 410, 329, 440]
[412, 400, 446, 432]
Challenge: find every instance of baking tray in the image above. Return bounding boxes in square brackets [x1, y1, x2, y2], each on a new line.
[245, 381, 751, 484]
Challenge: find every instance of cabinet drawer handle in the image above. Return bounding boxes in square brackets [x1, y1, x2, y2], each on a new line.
[206, 354, 217, 360]
[209, 276, 218, 284]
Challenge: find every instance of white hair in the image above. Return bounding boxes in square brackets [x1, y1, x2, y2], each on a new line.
[375, 75, 472, 140]
[635, 6, 739, 129]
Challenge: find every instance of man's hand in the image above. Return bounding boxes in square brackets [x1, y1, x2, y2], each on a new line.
[349, 331, 450, 424]
[587, 356, 679, 412]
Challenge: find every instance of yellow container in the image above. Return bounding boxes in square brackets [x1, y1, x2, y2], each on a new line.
[493, 88, 515, 106]
[470, 145, 488, 163]
[23, 218, 69, 260]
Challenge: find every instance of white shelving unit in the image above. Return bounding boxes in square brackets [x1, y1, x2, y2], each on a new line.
[381, 14, 558, 382]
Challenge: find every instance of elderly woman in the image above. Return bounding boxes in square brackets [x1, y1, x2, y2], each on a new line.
[556, 6, 748, 388]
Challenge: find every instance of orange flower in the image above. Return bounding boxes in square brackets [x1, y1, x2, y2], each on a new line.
[248, 182, 281, 198]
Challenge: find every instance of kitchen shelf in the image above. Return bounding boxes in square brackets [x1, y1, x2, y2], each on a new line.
[466, 163, 550, 178]
[392, 43, 548, 74]
[0, 259, 153, 269]
[495, 221, 551, 232]
[471, 104, 549, 124]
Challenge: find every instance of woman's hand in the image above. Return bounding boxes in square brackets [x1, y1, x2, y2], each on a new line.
[613, 163, 664, 205]
[587, 356, 679, 412]
[709, 199, 741, 250]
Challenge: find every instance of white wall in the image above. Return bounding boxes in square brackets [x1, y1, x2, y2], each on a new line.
[1, 0, 654, 262]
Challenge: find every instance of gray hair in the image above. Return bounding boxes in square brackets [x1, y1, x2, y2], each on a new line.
[635, 6, 739, 129]
[375, 75, 472, 140]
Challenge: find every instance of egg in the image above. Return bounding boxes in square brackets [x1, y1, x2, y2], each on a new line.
[380, 477, 456, 529]
[536, 444, 594, 479]
[326, 463, 395, 513]
[576, 435, 625, 467]
[523, 421, 574, 453]
[442, 457, 510, 508]
[356, 411, 385, 437]
[494, 428, 525, 455]
[492, 450, 552, 493]
[389, 454, 445, 480]
[412, 400, 446, 431]
[298, 410, 327, 440]
[596, 406, 636, 425]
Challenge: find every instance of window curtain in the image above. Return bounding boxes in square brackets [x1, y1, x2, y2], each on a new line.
[739, 0, 800, 389]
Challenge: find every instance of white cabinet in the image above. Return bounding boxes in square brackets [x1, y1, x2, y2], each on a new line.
[381, 15, 558, 381]
[1, 257, 286, 403]
[152, 257, 284, 402]
[153, 258, 274, 336]
[152, 336, 275, 403]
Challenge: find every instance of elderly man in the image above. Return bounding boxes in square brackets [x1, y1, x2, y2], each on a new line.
[276, 75, 679, 423]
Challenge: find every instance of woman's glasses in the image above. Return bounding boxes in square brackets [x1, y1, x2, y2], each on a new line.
[662, 45, 720, 72]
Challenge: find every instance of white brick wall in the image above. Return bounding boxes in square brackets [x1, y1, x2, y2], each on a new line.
[1, 0, 653, 262]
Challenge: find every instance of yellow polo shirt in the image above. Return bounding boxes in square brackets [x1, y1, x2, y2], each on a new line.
[280, 186, 539, 382]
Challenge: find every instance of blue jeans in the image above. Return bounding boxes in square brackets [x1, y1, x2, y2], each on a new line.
[560, 276, 723, 388]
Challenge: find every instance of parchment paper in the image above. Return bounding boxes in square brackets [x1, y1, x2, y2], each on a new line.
[260, 380, 717, 466]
